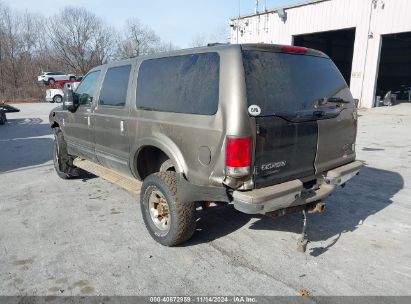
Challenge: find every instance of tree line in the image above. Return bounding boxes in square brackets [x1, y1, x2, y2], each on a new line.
[0, 3, 178, 101]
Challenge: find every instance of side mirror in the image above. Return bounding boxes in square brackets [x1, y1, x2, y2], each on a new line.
[63, 86, 79, 112]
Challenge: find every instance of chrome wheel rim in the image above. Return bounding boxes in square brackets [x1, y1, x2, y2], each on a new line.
[148, 188, 170, 232]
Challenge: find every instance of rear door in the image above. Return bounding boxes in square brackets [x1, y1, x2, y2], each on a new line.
[242, 48, 356, 189]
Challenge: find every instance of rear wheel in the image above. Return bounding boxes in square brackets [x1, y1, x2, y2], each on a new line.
[53, 130, 80, 179]
[140, 172, 196, 246]
[48, 78, 55, 84]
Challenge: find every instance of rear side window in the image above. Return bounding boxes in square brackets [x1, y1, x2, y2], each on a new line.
[99, 65, 131, 107]
[242, 51, 347, 116]
[136, 53, 219, 115]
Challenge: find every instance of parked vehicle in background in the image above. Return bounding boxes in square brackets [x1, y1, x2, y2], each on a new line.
[0, 110, 6, 125]
[46, 88, 64, 103]
[46, 81, 80, 103]
[0, 103, 20, 125]
[49, 44, 363, 249]
[63, 82, 80, 91]
[38, 72, 76, 84]
[393, 84, 411, 102]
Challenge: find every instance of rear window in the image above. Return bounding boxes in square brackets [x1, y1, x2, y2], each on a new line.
[242, 51, 347, 116]
[136, 53, 220, 115]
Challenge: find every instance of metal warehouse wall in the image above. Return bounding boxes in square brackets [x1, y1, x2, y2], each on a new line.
[230, 0, 411, 108]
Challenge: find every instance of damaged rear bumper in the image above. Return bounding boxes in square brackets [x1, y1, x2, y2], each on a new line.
[233, 160, 364, 214]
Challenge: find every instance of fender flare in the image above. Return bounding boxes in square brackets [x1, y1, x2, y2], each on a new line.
[130, 136, 187, 180]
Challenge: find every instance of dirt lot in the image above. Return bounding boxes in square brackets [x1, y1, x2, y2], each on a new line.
[0, 103, 410, 296]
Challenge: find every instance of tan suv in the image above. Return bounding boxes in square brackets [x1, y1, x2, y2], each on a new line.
[49, 44, 363, 248]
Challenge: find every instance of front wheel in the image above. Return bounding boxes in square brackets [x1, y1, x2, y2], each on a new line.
[52, 130, 80, 179]
[140, 172, 196, 246]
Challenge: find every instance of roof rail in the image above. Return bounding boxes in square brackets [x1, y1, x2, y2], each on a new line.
[207, 42, 229, 47]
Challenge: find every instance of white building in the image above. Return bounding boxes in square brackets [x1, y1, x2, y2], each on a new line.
[229, 0, 411, 108]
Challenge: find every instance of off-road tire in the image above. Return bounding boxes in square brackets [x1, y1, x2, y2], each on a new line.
[140, 172, 196, 246]
[0, 111, 6, 125]
[53, 130, 80, 179]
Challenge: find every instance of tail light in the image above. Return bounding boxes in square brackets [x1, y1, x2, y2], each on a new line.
[281, 45, 307, 54]
[225, 136, 252, 177]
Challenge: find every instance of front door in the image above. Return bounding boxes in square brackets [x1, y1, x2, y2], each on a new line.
[64, 70, 101, 162]
[93, 64, 133, 176]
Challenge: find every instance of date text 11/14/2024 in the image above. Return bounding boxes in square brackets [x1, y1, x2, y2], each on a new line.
[149, 296, 257, 303]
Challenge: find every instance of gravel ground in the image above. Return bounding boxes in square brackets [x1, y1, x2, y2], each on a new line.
[0, 102, 410, 296]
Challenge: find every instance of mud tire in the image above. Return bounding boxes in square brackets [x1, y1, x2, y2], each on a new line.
[140, 172, 196, 246]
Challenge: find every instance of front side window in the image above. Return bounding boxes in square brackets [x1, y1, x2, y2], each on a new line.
[74, 70, 101, 106]
[99, 65, 131, 107]
[136, 53, 219, 115]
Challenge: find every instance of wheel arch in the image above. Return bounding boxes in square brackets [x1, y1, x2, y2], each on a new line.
[50, 121, 60, 129]
[130, 137, 186, 181]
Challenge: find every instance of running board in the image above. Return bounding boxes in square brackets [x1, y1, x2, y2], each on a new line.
[73, 158, 142, 194]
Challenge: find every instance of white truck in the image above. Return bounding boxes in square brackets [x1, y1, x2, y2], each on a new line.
[46, 88, 64, 103]
[45, 82, 80, 103]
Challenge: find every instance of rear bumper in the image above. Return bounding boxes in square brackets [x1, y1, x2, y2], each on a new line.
[233, 160, 364, 214]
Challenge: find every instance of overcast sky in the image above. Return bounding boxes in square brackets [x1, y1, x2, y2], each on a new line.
[2, 0, 299, 47]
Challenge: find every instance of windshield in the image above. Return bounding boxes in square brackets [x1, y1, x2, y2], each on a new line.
[242, 51, 348, 116]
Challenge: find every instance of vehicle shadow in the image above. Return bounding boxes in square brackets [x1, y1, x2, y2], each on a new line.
[0, 118, 98, 179]
[183, 203, 252, 246]
[0, 118, 54, 173]
[184, 166, 403, 256]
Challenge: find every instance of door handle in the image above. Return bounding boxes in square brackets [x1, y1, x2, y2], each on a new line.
[87, 116, 91, 127]
[120, 120, 125, 133]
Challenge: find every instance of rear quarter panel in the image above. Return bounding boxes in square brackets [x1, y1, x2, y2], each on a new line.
[128, 46, 251, 187]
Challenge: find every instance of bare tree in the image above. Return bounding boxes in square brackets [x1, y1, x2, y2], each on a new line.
[47, 7, 117, 75]
[191, 33, 209, 47]
[0, 3, 180, 101]
[116, 18, 178, 59]
[190, 26, 229, 47]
